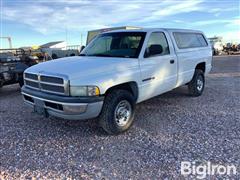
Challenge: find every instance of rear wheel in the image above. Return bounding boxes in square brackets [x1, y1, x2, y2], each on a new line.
[52, 54, 58, 59]
[188, 69, 205, 97]
[99, 89, 135, 134]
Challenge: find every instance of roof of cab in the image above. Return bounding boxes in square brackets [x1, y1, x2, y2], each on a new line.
[102, 28, 204, 34]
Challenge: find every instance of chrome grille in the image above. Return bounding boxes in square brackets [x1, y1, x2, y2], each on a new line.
[41, 84, 65, 93]
[24, 72, 69, 95]
[40, 75, 64, 84]
[25, 73, 38, 80]
[25, 80, 39, 88]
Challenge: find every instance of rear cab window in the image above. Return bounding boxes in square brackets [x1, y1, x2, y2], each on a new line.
[173, 32, 208, 49]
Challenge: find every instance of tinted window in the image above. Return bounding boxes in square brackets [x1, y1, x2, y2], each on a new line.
[145, 32, 170, 57]
[173, 32, 208, 49]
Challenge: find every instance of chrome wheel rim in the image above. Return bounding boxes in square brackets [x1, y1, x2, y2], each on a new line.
[197, 76, 203, 91]
[114, 100, 132, 126]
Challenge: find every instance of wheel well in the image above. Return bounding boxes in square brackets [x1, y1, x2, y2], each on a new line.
[105, 82, 138, 101]
[196, 62, 206, 73]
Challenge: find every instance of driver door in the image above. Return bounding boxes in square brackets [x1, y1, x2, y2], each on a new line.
[138, 31, 178, 101]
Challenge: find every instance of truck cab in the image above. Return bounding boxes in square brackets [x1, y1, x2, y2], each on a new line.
[21, 28, 212, 134]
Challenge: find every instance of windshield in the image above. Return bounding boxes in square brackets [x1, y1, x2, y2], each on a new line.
[81, 32, 146, 58]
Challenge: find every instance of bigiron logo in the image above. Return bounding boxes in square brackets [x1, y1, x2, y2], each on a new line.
[181, 161, 237, 179]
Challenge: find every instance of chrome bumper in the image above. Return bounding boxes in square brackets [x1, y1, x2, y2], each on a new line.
[21, 86, 103, 120]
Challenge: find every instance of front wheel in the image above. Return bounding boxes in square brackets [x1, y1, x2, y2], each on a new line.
[188, 69, 205, 97]
[99, 89, 136, 134]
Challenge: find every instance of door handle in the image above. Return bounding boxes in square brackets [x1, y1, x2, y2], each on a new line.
[170, 59, 175, 64]
[142, 77, 155, 82]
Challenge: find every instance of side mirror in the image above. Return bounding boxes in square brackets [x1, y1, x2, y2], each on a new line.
[144, 44, 163, 58]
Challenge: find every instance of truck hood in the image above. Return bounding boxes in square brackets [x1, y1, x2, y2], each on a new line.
[25, 56, 138, 80]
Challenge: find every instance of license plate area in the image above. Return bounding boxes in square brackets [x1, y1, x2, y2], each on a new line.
[33, 99, 48, 117]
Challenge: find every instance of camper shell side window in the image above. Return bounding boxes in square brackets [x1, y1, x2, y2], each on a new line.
[173, 32, 208, 49]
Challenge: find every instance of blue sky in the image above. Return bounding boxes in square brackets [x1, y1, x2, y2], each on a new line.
[0, 0, 239, 48]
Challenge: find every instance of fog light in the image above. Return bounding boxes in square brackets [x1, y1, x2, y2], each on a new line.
[63, 104, 87, 114]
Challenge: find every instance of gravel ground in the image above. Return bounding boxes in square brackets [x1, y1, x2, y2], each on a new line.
[0, 55, 239, 179]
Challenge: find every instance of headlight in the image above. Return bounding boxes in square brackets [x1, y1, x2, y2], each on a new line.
[70, 86, 100, 96]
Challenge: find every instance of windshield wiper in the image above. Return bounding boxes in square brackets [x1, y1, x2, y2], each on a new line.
[80, 53, 131, 58]
[89, 53, 112, 57]
[88, 54, 131, 58]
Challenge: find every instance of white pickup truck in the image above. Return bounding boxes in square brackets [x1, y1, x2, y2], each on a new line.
[21, 28, 212, 134]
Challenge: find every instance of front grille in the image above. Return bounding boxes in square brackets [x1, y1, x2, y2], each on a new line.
[41, 83, 65, 93]
[24, 73, 68, 95]
[25, 73, 38, 80]
[25, 80, 39, 88]
[40, 75, 64, 84]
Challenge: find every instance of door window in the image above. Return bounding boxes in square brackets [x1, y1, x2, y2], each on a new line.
[144, 32, 170, 58]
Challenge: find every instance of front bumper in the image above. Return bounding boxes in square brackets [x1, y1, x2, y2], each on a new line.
[21, 86, 104, 120]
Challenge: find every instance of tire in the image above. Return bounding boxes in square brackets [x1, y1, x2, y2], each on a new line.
[18, 74, 24, 87]
[52, 54, 58, 59]
[99, 89, 136, 134]
[213, 50, 216, 56]
[19, 79, 24, 87]
[188, 69, 205, 97]
[0, 79, 3, 88]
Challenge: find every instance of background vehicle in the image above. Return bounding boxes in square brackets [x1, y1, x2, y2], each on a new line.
[50, 48, 80, 59]
[208, 36, 223, 55]
[0, 48, 39, 88]
[212, 42, 224, 55]
[39, 41, 82, 59]
[21, 28, 212, 134]
[223, 43, 240, 55]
